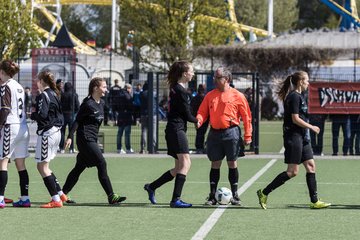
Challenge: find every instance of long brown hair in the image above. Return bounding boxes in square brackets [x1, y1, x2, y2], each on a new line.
[167, 60, 191, 87]
[88, 77, 105, 96]
[37, 70, 60, 96]
[277, 71, 308, 102]
[0, 60, 19, 78]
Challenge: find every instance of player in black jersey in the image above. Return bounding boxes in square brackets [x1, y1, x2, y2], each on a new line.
[62, 77, 126, 205]
[144, 61, 198, 208]
[257, 71, 331, 209]
[31, 70, 68, 208]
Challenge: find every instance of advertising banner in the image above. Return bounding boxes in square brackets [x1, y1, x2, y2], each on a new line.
[308, 82, 360, 114]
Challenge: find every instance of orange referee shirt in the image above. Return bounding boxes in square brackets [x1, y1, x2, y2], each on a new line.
[196, 87, 252, 142]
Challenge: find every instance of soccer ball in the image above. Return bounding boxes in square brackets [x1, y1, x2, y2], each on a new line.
[215, 187, 233, 205]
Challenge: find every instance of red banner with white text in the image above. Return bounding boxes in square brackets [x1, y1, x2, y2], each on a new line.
[308, 82, 360, 114]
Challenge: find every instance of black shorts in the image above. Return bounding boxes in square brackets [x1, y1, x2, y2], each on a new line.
[76, 137, 105, 167]
[284, 133, 313, 164]
[206, 126, 243, 161]
[165, 129, 189, 159]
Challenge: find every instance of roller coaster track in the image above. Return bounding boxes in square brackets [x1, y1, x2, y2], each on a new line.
[33, 0, 271, 54]
[320, 0, 360, 29]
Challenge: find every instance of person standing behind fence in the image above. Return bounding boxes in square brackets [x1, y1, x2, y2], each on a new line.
[350, 114, 360, 155]
[196, 67, 252, 206]
[139, 82, 157, 154]
[144, 60, 198, 208]
[62, 77, 126, 205]
[0, 60, 30, 208]
[309, 114, 326, 156]
[191, 84, 209, 154]
[330, 114, 351, 156]
[59, 82, 80, 153]
[31, 70, 68, 208]
[133, 83, 142, 125]
[109, 79, 122, 125]
[256, 71, 330, 209]
[117, 83, 134, 154]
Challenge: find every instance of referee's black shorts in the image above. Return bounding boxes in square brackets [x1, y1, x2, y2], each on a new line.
[165, 129, 189, 159]
[283, 133, 313, 164]
[76, 137, 105, 167]
[206, 126, 243, 162]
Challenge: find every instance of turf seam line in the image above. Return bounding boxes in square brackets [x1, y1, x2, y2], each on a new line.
[191, 158, 278, 240]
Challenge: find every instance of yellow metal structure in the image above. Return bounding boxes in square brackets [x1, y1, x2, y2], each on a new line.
[35, 4, 97, 54]
[33, 0, 271, 54]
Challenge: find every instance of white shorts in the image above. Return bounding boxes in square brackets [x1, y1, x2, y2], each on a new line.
[0, 123, 30, 161]
[35, 126, 61, 163]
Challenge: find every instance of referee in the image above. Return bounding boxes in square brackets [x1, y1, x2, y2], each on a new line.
[196, 67, 252, 206]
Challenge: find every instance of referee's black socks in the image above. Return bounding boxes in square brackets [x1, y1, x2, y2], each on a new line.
[228, 168, 239, 197]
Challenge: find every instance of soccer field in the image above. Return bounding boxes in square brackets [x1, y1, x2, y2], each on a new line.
[3, 154, 360, 240]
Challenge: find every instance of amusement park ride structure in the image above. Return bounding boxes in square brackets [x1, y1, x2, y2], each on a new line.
[30, 0, 273, 55]
[23, 0, 360, 57]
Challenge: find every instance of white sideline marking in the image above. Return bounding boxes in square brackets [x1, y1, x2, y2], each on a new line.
[191, 159, 278, 240]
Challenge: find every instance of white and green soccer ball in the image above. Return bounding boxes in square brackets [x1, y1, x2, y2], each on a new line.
[215, 187, 233, 205]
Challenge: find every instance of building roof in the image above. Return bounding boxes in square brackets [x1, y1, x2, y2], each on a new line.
[249, 29, 360, 49]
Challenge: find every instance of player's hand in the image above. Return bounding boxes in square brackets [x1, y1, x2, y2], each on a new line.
[64, 138, 72, 149]
[244, 139, 252, 146]
[311, 125, 320, 134]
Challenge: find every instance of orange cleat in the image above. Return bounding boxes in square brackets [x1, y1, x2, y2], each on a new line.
[60, 194, 68, 202]
[40, 200, 63, 208]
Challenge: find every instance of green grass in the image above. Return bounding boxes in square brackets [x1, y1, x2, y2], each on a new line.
[3, 155, 360, 240]
[4, 120, 358, 239]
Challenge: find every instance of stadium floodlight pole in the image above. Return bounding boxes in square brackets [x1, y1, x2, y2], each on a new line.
[267, 0, 273, 38]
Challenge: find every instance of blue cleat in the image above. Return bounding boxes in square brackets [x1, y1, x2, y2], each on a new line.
[13, 198, 31, 208]
[144, 184, 157, 204]
[170, 199, 192, 208]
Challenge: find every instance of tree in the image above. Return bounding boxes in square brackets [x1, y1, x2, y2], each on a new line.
[235, 0, 299, 35]
[120, 0, 232, 68]
[0, 0, 39, 59]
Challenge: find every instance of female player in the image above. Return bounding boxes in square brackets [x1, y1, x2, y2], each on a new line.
[144, 60, 198, 208]
[0, 60, 30, 208]
[62, 77, 126, 205]
[31, 70, 67, 208]
[257, 71, 331, 209]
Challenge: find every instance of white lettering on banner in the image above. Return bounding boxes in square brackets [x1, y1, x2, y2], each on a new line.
[319, 88, 360, 107]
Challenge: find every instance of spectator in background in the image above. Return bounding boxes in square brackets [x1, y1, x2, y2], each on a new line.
[139, 82, 157, 154]
[309, 114, 327, 156]
[190, 84, 209, 154]
[59, 82, 80, 153]
[350, 114, 360, 155]
[56, 79, 64, 95]
[159, 95, 168, 120]
[330, 114, 351, 156]
[109, 79, 122, 125]
[117, 84, 134, 154]
[24, 86, 32, 115]
[132, 83, 142, 125]
[101, 89, 110, 126]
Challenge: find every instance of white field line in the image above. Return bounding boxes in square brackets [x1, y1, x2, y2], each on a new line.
[191, 158, 278, 240]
